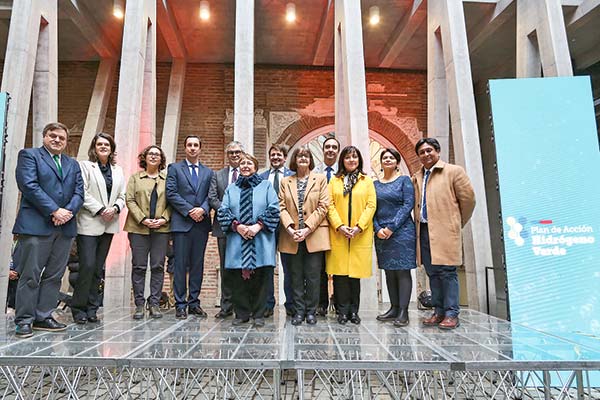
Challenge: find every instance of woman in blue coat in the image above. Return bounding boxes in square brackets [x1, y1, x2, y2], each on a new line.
[374, 148, 416, 326]
[217, 153, 280, 327]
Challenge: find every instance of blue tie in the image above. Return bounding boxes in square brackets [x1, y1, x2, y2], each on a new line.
[326, 166, 332, 183]
[422, 170, 431, 221]
[190, 164, 199, 189]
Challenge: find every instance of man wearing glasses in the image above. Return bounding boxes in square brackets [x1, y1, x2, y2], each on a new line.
[208, 141, 244, 318]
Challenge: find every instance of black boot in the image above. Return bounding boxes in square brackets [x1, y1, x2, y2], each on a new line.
[393, 307, 409, 327]
[377, 306, 399, 321]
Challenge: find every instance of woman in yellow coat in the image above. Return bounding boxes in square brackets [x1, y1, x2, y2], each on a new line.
[326, 146, 376, 325]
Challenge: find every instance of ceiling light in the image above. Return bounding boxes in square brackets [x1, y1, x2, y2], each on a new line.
[113, 0, 124, 19]
[286, 3, 296, 23]
[199, 1, 210, 21]
[369, 6, 380, 26]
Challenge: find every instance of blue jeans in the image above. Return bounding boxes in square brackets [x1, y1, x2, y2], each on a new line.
[420, 224, 460, 318]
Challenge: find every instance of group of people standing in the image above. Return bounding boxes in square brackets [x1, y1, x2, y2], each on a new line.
[10, 121, 475, 338]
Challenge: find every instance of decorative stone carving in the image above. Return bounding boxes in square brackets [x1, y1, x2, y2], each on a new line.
[299, 98, 335, 118]
[269, 111, 301, 144]
[223, 109, 234, 140]
[387, 116, 422, 144]
[254, 109, 267, 129]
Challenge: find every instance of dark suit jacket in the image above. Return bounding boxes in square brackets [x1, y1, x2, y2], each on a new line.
[259, 167, 294, 185]
[208, 167, 231, 238]
[166, 160, 214, 233]
[12, 146, 84, 238]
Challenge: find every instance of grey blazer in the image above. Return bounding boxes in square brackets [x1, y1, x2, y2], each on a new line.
[208, 167, 231, 238]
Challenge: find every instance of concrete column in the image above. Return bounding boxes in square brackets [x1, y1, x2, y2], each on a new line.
[234, 0, 254, 154]
[427, 23, 450, 153]
[32, 4, 58, 148]
[108, 0, 157, 309]
[161, 58, 186, 163]
[428, 0, 495, 313]
[77, 58, 116, 159]
[334, 0, 376, 310]
[517, 0, 572, 78]
[0, 0, 55, 311]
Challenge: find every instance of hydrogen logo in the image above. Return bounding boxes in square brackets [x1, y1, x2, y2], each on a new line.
[506, 216, 525, 246]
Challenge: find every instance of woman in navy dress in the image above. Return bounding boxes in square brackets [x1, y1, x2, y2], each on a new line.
[374, 148, 416, 326]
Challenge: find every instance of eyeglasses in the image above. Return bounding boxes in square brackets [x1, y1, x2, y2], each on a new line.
[147, 152, 161, 158]
[227, 150, 242, 155]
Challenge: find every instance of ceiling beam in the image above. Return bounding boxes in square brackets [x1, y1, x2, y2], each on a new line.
[566, 0, 600, 31]
[157, 0, 187, 59]
[0, 0, 11, 18]
[312, 0, 334, 66]
[467, 0, 515, 55]
[575, 43, 600, 69]
[60, 0, 116, 59]
[378, 0, 426, 68]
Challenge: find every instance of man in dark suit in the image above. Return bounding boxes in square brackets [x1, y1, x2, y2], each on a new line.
[12, 122, 84, 338]
[259, 144, 294, 317]
[166, 135, 214, 319]
[208, 140, 244, 319]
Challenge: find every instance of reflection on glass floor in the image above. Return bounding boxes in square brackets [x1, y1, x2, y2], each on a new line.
[0, 307, 599, 371]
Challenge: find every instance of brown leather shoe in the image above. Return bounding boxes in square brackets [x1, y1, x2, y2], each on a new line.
[438, 316, 460, 330]
[422, 313, 444, 326]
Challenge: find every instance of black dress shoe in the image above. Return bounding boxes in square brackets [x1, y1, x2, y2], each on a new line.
[74, 317, 87, 325]
[393, 308, 409, 327]
[337, 315, 348, 325]
[33, 318, 67, 332]
[189, 306, 207, 318]
[263, 308, 274, 318]
[349, 313, 361, 325]
[232, 317, 250, 326]
[175, 308, 187, 319]
[214, 309, 233, 319]
[376, 307, 399, 321]
[15, 324, 33, 338]
[291, 314, 304, 326]
[87, 315, 100, 323]
[306, 314, 317, 325]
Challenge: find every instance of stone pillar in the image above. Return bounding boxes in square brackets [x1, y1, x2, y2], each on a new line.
[77, 58, 116, 159]
[161, 58, 186, 163]
[0, 0, 57, 311]
[517, 0, 573, 78]
[107, 0, 157, 309]
[427, 0, 495, 313]
[234, 0, 254, 154]
[32, 4, 58, 148]
[334, 0, 376, 310]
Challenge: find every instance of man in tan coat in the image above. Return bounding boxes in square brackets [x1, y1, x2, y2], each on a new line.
[412, 138, 475, 330]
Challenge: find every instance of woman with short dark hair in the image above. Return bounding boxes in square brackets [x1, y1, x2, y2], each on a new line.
[124, 145, 170, 319]
[326, 146, 376, 325]
[72, 132, 126, 324]
[374, 148, 416, 326]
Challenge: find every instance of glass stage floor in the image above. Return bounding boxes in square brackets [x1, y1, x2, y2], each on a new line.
[0, 307, 599, 372]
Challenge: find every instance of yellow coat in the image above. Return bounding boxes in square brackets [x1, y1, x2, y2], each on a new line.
[326, 174, 376, 278]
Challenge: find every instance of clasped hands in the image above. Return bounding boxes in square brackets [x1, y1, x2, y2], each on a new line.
[142, 218, 166, 229]
[188, 207, 206, 222]
[287, 226, 310, 242]
[52, 208, 72, 226]
[376, 227, 393, 240]
[100, 206, 118, 222]
[236, 223, 262, 240]
[338, 225, 362, 239]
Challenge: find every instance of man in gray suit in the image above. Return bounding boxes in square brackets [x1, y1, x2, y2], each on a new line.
[208, 140, 244, 318]
[12, 122, 84, 338]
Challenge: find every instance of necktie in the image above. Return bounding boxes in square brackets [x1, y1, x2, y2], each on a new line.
[190, 164, 199, 189]
[231, 168, 238, 184]
[326, 166, 332, 183]
[273, 169, 280, 193]
[53, 154, 63, 178]
[422, 170, 431, 221]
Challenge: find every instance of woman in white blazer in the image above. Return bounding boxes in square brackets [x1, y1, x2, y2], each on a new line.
[72, 133, 126, 324]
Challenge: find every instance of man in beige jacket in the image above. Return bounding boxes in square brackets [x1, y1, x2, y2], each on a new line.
[412, 138, 475, 330]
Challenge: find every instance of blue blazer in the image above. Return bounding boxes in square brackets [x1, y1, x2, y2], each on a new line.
[258, 167, 294, 183]
[166, 160, 214, 233]
[12, 147, 84, 238]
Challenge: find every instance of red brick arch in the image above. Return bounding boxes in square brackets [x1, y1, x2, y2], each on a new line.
[279, 112, 422, 175]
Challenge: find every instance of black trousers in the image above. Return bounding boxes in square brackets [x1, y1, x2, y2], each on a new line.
[318, 253, 329, 309]
[129, 232, 169, 307]
[288, 243, 323, 317]
[333, 275, 361, 316]
[217, 237, 233, 313]
[71, 233, 113, 319]
[231, 267, 270, 320]
[384, 269, 413, 308]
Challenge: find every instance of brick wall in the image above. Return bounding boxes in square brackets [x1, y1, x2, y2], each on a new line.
[2, 61, 427, 305]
